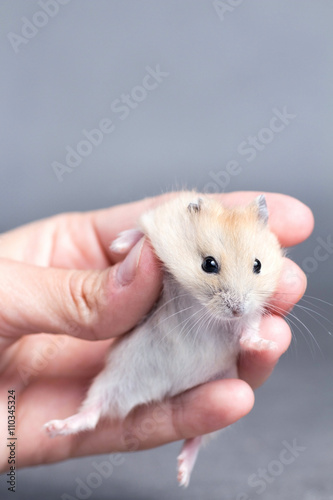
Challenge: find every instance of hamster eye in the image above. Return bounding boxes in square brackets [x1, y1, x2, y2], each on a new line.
[202, 256, 219, 274]
[253, 258, 261, 274]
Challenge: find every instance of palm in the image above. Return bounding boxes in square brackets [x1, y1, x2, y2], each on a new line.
[0, 213, 115, 468]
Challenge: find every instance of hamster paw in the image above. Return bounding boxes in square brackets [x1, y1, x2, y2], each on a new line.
[110, 229, 143, 254]
[177, 454, 190, 488]
[44, 407, 101, 437]
[177, 436, 202, 487]
[44, 419, 73, 437]
[240, 337, 277, 351]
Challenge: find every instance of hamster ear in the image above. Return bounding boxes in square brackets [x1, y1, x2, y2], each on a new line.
[254, 194, 268, 224]
[187, 197, 203, 214]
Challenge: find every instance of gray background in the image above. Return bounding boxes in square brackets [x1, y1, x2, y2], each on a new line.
[1, 1, 333, 499]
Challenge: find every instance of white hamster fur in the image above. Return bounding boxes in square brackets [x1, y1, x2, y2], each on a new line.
[44, 192, 283, 486]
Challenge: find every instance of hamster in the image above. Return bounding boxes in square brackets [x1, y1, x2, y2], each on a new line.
[44, 192, 284, 487]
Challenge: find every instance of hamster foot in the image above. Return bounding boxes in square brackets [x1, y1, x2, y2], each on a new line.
[44, 406, 101, 437]
[177, 436, 202, 487]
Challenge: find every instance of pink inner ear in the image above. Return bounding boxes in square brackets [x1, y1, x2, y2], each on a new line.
[110, 229, 144, 254]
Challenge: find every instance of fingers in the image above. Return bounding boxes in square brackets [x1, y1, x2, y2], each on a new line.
[91, 191, 314, 259]
[0, 240, 162, 343]
[269, 257, 307, 315]
[14, 378, 254, 468]
[148, 379, 254, 445]
[0, 191, 312, 270]
[216, 191, 314, 247]
[70, 379, 255, 458]
[237, 258, 305, 389]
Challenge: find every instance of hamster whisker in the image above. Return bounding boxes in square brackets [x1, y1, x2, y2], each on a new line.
[152, 305, 194, 331]
[294, 296, 333, 324]
[192, 313, 217, 348]
[271, 296, 333, 331]
[268, 291, 333, 312]
[179, 308, 210, 343]
[156, 307, 198, 344]
[204, 313, 218, 337]
[189, 310, 214, 347]
[268, 303, 306, 349]
[268, 303, 323, 356]
[288, 301, 332, 327]
[157, 305, 207, 346]
[149, 292, 193, 320]
[301, 294, 333, 308]
[179, 307, 208, 342]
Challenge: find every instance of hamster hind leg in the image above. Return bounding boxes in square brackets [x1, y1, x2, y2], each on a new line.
[44, 369, 113, 437]
[44, 401, 102, 437]
[177, 436, 203, 487]
[44, 352, 136, 438]
[177, 362, 239, 486]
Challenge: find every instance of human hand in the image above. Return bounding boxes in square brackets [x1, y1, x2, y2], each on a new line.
[0, 192, 313, 470]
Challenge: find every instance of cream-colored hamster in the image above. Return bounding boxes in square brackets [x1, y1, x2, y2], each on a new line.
[44, 192, 283, 487]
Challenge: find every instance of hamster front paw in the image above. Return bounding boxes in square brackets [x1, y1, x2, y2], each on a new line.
[240, 336, 277, 351]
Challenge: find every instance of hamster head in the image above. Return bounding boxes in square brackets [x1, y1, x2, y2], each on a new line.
[140, 192, 284, 321]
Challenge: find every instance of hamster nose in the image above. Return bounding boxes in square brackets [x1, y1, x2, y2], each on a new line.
[226, 302, 244, 317]
[231, 307, 243, 317]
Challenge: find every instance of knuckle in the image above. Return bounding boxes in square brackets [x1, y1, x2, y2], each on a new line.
[66, 270, 106, 331]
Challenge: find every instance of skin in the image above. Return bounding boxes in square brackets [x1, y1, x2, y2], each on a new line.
[0, 191, 313, 472]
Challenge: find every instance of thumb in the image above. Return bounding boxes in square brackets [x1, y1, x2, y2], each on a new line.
[0, 239, 162, 342]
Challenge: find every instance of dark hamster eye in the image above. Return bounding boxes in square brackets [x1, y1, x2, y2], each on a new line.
[202, 256, 219, 274]
[253, 258, 261, 274]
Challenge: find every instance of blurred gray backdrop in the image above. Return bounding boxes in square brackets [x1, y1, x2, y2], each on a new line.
[1, 1, 333, 499]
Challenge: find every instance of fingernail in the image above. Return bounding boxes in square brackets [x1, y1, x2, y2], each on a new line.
[110, 229, 144, 254]
[115, 237, 145, 286]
